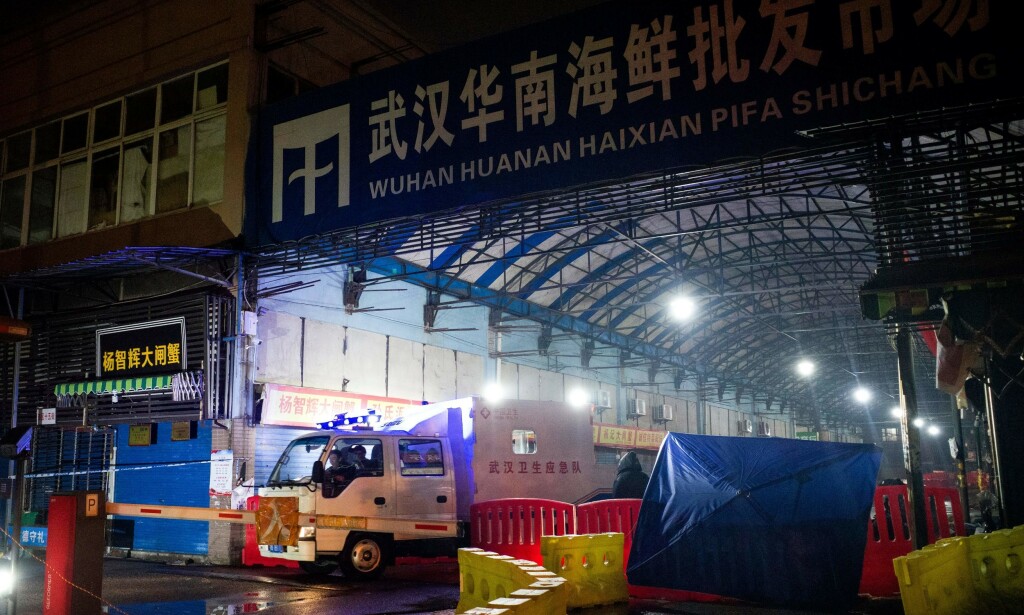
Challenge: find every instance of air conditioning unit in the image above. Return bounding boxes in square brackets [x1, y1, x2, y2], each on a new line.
[758, 421, 772, 437]
[595, 389, 612, 409]
[654, 404, 674, 422]
[737, 419, 753, 434]
[628, 399, 647, 417]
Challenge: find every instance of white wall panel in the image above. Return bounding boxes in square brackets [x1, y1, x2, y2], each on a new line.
[456, 352, 484, 398]
[303, 319, 346, 390]
[387, 337, 423, 400]
[499, 362, 520, 398]
[255, 311, 302, 385]
[537, 369, 563, 402]
[343, 328, 387, 396]
[708, 404, 729, 436]
[516, 364, 541, 400]
[562, 374, 584, 404]
[423, 344, 457, 402]
[686, 399, 698, 433]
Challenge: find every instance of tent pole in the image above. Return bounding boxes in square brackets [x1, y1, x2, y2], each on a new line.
[982, 362, 1007, 525]
[896, 327, 928, 549]
[950, 396, 970, 525]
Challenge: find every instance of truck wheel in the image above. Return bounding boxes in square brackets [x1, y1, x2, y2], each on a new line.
[299, 558, 338, 576]
[339, 533, 388, 580]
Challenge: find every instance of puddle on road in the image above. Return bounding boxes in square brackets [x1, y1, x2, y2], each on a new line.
[103, 597, 280, 614]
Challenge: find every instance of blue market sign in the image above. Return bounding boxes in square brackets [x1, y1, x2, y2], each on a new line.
[96, 318, 186, 378]
[248, 0, 1022, 245]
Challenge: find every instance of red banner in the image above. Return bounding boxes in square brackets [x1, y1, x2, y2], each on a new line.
[261, 383, 421, 427]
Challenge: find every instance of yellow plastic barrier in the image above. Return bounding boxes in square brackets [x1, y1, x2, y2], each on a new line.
[967, 526, 1024, 613]
[457, 547, 568, 614]
[896, 525, 1024, 615]
[541, 533, 629, 609]
[895, 537, 977, 614]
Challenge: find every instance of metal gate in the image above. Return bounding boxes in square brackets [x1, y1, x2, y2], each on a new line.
[25, 427, 113, 520]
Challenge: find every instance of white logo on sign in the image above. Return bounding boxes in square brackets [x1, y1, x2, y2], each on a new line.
[272, 105, 351, 223]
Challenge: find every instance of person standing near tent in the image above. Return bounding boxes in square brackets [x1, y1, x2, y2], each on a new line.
[612, 450, 649, 498]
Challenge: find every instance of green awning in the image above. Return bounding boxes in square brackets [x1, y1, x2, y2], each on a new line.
[54, 375, 173, 396]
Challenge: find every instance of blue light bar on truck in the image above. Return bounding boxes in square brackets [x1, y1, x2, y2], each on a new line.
[317, 409, 383, 430]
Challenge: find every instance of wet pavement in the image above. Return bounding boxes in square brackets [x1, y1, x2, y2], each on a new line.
[1, 552, 906, 615]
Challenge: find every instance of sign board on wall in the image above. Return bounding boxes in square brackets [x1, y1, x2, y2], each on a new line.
[171, 421, 197, 441]
[593, 423, 666, 450]
[38, 407, 56, 425]
[249, 0, 1023, 245]
[209, 450, 234, 496]
[18, 526, 47, 548]
[261, 383, 422, 428]
[97, 318, 186, 378]
[128, 424, 154, 446]
[0, 316, 31, 342]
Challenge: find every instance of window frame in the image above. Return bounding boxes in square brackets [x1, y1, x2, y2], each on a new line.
[398, 438, 446, 477]
[0, 60, 229, 249]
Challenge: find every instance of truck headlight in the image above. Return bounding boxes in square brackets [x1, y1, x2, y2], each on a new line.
[298, 526, 316, 539]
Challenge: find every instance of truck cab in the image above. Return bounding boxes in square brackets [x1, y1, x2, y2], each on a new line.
[258, 429, 463, 578]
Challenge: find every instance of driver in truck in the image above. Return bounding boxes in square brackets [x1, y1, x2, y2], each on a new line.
[326, 449, 356, 483]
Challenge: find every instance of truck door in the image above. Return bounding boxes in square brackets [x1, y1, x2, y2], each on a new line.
[395, 438, 456, 521]
[316, 437, 396, 551]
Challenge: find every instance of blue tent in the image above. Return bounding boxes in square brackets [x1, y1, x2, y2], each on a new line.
[627, 433, 881, 609]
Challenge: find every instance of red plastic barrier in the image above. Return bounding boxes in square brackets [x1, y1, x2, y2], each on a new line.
[241, 496, 298, 568]
[922, 486, 965, 543]
[575, 498, 728, 603]
[576, 498, 641, 571]
[469, 498, 575, 564]
[859, 485, 966, 596]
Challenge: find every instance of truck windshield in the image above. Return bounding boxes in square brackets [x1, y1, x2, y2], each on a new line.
[268, 435, 330, 486]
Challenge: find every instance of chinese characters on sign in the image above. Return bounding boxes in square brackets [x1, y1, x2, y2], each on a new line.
[597, 424, 636, 448]
[39, 407, 56, 425]
[97, 318, 186, 378]
[593, 423, 666, 450]
[635, 428, 667, 449]
[20, 527, 47, 548]
[101, 343, 181, 374]
[209, 450, 234, 496]
[491, 407, 519, 421]
[171, 421, 197, 441]
[262, 383, 422, 428]
[257, 0, 1015, 244]
[128, 424, 154, 446]
[487, 459, 583, 475]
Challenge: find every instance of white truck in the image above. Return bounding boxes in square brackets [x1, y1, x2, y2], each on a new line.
[256, 396, 616, 578]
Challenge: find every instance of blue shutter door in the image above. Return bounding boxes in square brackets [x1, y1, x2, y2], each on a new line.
[113, 421, 212, 555]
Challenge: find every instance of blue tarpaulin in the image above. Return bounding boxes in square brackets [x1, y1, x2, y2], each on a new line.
[627, 433, 881, 609]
